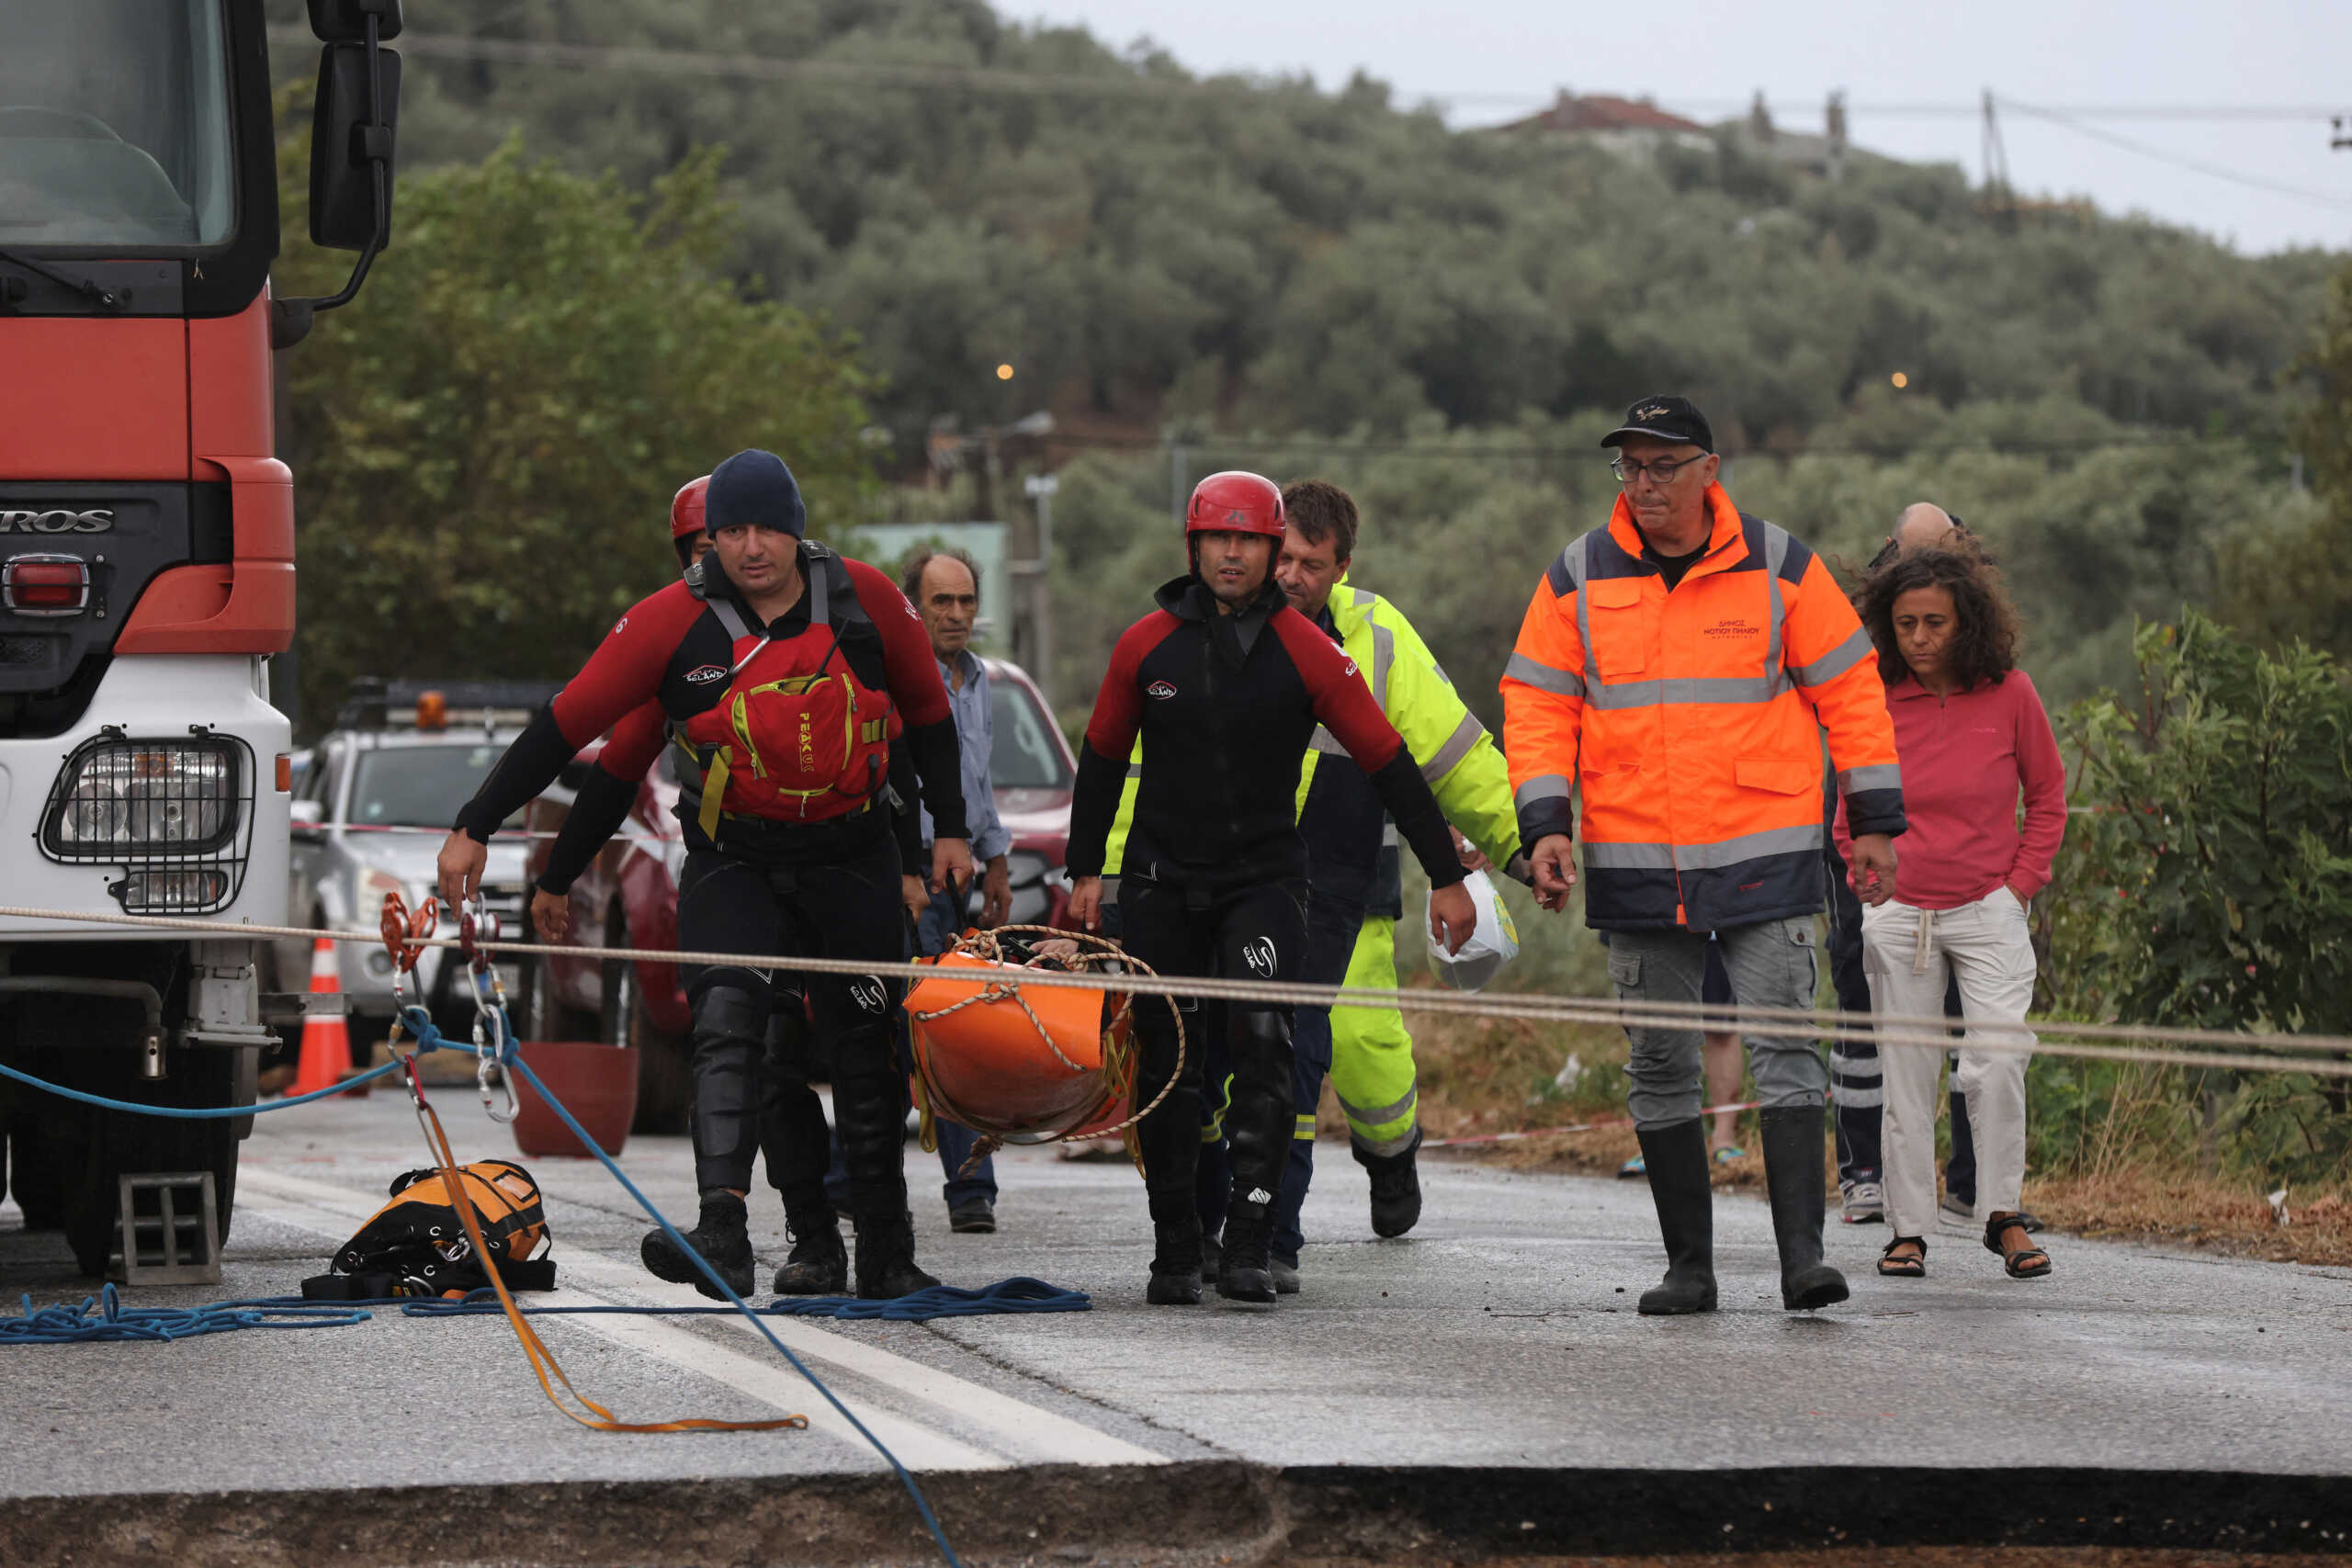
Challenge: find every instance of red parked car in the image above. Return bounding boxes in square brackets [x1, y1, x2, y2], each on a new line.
[519, 658, 1074, 1132]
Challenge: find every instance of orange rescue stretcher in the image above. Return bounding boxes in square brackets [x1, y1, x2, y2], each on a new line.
[902, 927, 1180, 1161]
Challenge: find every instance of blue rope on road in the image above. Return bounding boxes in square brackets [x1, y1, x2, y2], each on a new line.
[393, 1277, 1091, 1323]
[1, 1284, 371, 1345]
[765, 1279, 1091, 1320]
[0, 1055, 407, 1117]
[492, 1038, 966, 1568]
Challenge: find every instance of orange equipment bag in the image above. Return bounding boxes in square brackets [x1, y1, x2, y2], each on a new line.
[904, 939, 1135, 1146]
[300, 1159, 557, 1301]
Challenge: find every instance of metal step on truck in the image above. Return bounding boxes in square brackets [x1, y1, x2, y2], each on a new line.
[0, 0, 401, 1278]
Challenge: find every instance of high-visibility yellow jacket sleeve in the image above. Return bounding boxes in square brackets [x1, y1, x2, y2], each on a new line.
[1373, 598, 1521, 869]
[1498, 553, 1588, 848]
[1779, 555, 1905, 838]
[1100, 738, 1144, 875]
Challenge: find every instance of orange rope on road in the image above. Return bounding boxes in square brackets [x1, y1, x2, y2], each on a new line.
[395, 1051, 807, 1435]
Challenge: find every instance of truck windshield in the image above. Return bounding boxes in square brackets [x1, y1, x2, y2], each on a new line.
[0, 0, 235, 248]
[349, 746, 522, 831]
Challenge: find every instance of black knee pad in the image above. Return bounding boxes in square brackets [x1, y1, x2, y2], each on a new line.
[691, 978, 770, 1044]
[1230, 1006, 1293, 1066]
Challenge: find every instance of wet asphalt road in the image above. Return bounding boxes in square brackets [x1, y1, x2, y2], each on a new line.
[3, 1090, 2348, 1519]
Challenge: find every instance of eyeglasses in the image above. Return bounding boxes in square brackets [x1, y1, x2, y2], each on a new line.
[1610, 454, 1706, 486]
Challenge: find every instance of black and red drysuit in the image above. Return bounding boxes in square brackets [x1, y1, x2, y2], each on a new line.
[453, 546, 967, 1290]
[1064, 572, 1467, 1297]
[531, 699, 928, 1273]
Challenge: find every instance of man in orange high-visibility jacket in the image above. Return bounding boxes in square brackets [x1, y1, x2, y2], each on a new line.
[1502, 394, 1905, 1318]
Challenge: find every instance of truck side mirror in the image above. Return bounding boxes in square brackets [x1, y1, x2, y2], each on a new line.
[289, 798, 327, 837]
[306, 0, 404, 41]
[277, 3, 401, 347]
[309, 42, 401, 253]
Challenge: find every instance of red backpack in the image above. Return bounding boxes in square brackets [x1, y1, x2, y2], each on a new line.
[673, 547, 896, 838]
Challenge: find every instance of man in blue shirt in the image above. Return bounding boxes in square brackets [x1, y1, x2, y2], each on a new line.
[903, 547, 1011, 1230]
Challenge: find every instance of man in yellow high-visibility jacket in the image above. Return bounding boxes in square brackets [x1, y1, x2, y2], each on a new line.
[1268, 480, 1525, 1290]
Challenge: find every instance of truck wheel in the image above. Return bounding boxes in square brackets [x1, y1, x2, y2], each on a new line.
[7, 1128, 68, 1231]
[59, 1051, 242, 1278]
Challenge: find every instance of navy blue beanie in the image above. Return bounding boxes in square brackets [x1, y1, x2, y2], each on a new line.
[704, 448, 808, 538]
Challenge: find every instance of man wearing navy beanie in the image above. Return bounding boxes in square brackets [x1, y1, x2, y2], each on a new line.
[704, 448, 808, 539]
[441, 447, 972, 1300]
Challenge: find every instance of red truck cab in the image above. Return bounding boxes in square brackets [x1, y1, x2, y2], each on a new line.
[0, 0, 400, 1275]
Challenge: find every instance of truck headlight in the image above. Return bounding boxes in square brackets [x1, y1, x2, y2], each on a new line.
[40, 734, 254, 913]
[43, 737, 242, 856]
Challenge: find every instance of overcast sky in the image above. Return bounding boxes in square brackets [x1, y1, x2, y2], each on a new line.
[1014, 0, 2352, 255]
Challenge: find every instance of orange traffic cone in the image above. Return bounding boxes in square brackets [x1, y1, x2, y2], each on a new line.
[288, 937, 363, 1099]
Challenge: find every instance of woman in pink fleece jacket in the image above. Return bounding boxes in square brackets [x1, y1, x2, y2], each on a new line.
[1837, 547, 2064, 1282]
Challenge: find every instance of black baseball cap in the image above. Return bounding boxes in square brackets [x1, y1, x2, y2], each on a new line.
[1600, 395, 1713, 454]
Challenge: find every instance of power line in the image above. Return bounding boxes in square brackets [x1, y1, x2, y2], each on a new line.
[2001, 96, 2352, 216]
[1012, 428, 2283, 465]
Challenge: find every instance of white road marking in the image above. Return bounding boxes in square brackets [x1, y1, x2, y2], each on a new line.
[237, 1166, 1163, 1470]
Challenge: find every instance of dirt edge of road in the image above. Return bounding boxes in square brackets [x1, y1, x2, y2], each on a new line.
[5, 1462, 2346, 1568]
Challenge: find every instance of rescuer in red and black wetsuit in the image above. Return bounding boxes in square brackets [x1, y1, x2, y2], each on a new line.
[1064, 471, 1478, 1305]
[519, 474, 930, 1298]
[438, 449, 972, 1300]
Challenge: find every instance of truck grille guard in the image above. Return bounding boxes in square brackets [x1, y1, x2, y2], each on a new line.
[35, 728, 257, 915]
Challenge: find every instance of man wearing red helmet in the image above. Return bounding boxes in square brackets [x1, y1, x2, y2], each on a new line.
[1065, 470, 1479, 1305]
[670, 474, 713, 570]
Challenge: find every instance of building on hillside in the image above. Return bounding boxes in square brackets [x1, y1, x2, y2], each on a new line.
[1489, 92, 1713, 160]
[1717, 91, 1850, 181]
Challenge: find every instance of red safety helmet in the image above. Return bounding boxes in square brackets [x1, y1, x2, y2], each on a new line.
[1184, 471, 1284, 540]
[671, 475, 710, 542]
[669, 475, 710, 569]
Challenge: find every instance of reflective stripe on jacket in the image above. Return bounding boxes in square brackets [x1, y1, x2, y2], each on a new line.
[1500, 483, 1905, 931]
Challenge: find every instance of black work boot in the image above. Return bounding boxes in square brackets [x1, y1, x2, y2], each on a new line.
[771, 1208, 848, 1296]
[1634, 1118, 1717, 1315]
[1355, 1126, 1426, 1238]
[1133, 1009, 1205, 1304]
[854, 1211, 940, 1300]
[642, 1190, 756, 1301]
[1216, 1198, 1277, 1303]
[1760, 1105, 1850, 1311]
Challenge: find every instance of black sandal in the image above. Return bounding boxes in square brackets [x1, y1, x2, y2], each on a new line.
[1984, 1213, 2052, 1279]
[1877, 1235, 1927, 1277]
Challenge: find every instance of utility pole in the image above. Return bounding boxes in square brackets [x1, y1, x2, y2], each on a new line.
[1022, 473, 1058, 706]
[1981, 88, 2017, 231]
[1170, 443, 1187, 523]
[980, 409, 1054, 680]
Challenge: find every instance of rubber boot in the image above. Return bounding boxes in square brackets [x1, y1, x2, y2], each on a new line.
[854, 1211, 940, 1300]
[772, 1208, 848, 1295]
[642, 1190, 756, 1301]
[1634, 1119, 1717, 1315]
[1216, 1009, 1292, 1303]
[1760, 1104, 1849, 1311]
[1355, 1126, 1425, 1238]
[1134, 1007, 1204, 1304]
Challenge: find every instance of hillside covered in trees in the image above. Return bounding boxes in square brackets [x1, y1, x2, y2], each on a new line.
[265, 0, 2346, 719]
